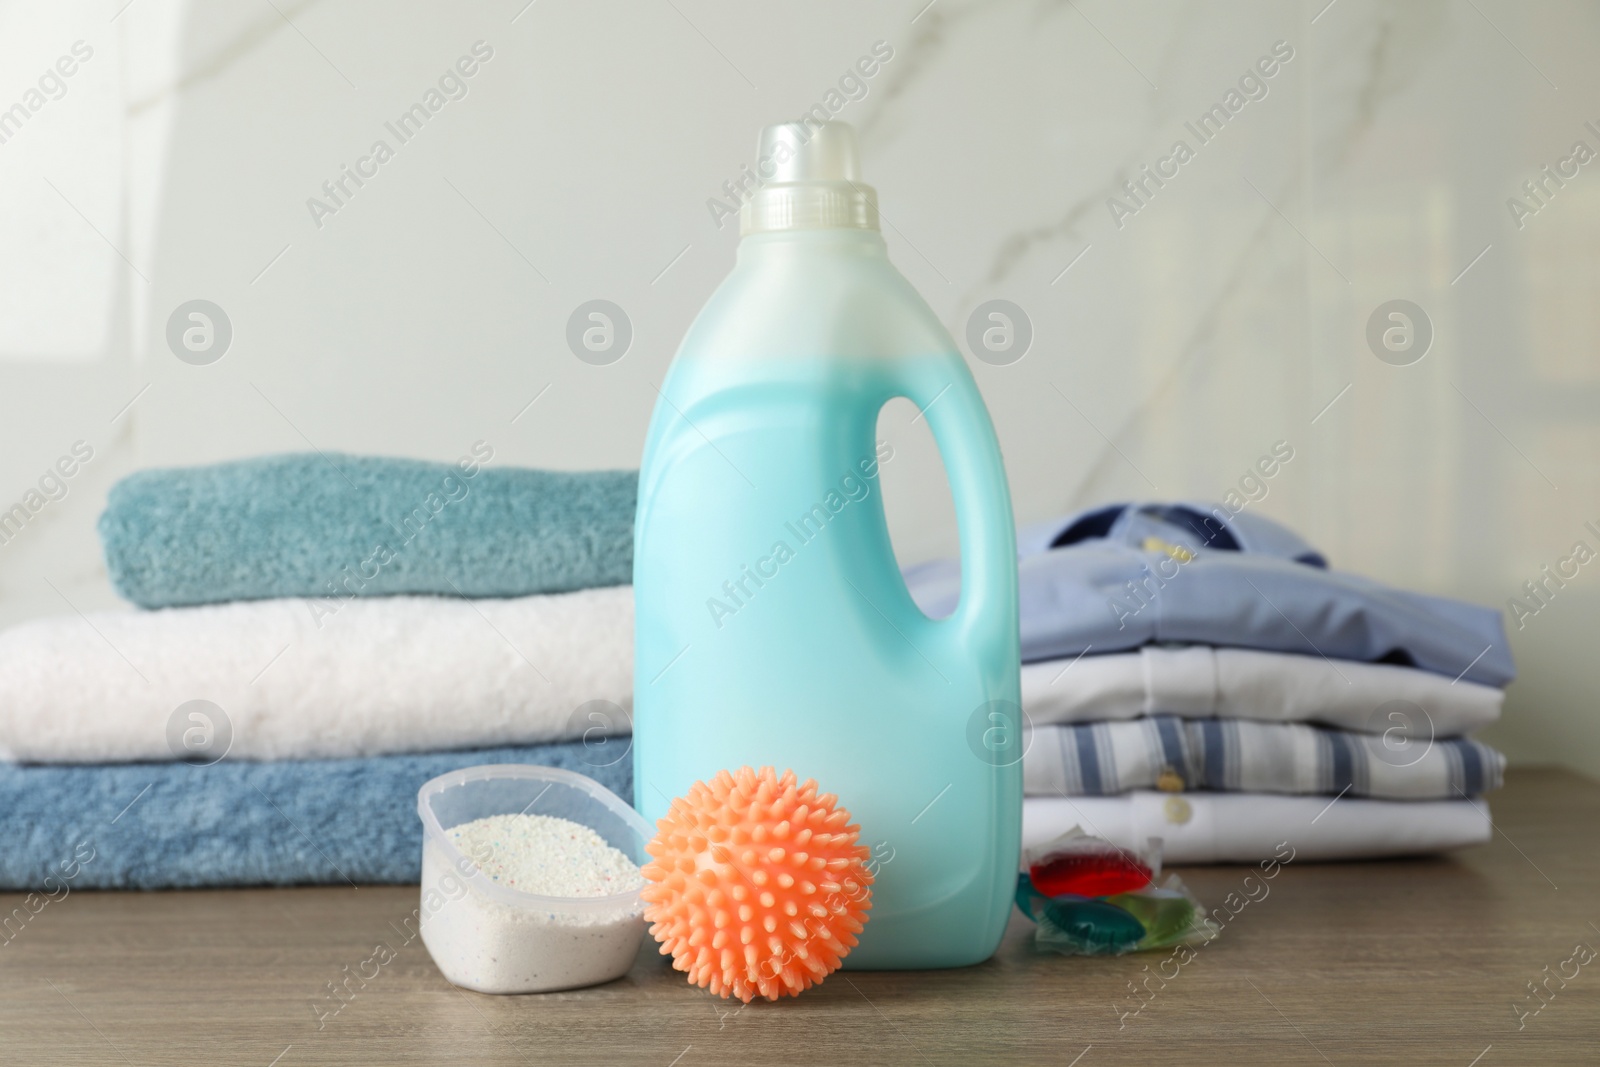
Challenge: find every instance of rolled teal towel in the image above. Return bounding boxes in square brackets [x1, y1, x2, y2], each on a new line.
[98, 451, 637, 608]
[0, 741, 633, 889]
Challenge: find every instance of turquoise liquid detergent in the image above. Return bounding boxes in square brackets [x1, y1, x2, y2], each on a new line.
[633, 122, 1020, 969]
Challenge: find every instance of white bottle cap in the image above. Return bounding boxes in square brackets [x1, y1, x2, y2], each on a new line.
[741, 121, 879, 235]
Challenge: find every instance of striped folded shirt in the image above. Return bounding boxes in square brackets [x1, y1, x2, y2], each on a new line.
[1023, 716, 1503, 800]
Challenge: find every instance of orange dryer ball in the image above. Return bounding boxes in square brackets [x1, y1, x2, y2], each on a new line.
[640, 767, 873, 1003]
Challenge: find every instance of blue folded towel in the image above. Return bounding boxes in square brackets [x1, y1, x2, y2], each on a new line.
[0, 743, 632, 890]
[98, 452, 637, 608]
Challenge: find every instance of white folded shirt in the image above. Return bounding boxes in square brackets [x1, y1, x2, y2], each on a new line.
[1023, 792, 1491, 863]
[0, 587, 633, 762]
[1023, 645, 1502, 737]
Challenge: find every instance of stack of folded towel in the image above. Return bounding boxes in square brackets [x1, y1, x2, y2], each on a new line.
[0, 452, 638, 888]
[904, 502, 1514, 864]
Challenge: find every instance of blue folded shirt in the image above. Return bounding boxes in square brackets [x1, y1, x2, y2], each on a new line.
[903, 502, 1514, 687]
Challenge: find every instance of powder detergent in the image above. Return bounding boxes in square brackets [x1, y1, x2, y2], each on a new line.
[420, 813, 646, 994]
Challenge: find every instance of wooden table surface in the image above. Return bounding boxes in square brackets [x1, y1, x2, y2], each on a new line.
[2, 768, 1596, 1066]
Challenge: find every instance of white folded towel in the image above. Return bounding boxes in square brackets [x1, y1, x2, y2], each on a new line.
[0, 587, 633, 762]
[1023, 645, 1502, 737]
[1023, 792, 1491, 863]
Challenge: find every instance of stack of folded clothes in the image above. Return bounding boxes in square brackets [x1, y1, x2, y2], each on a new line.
[0, 452, 638, 888]
[2, 477, 1514, 885]
[905, 502, 1514, 864]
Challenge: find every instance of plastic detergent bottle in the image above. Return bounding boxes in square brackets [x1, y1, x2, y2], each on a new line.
[633, 121, 1020, 969]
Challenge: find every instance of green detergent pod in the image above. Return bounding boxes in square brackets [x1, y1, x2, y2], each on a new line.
[1106, 886, 1198, 949]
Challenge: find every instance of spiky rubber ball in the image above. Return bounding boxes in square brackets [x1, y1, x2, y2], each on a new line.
[640, 767, 873, 1002]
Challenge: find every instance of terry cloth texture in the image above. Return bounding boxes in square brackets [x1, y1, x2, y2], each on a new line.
[1021, 646, 1503, 738]
[1022, 791, 1492, 863]
[903, 502, 1514, 686]
[98, 453, 637, 608]
[0, 587, 633, 763]
[1023, 717, 1504, 800]
[0, 742, 633, 890]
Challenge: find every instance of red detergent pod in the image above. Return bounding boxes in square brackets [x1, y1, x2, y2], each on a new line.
[1028, 837, 1153, 898]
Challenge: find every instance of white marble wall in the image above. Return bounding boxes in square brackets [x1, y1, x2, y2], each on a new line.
[2, 0, 1597, 773]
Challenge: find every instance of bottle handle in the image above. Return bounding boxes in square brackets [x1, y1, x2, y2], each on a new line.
[893, 361, 1018, 654]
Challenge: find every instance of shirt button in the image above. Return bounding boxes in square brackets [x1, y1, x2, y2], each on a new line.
[1164, 796, 1192, 825]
